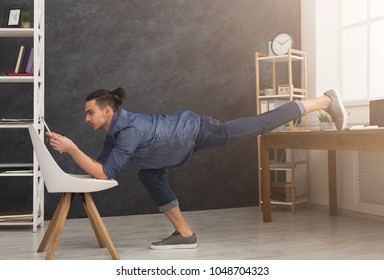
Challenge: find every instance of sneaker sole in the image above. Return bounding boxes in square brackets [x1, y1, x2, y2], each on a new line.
[326, 89, 348, 130]
[150, 243, 198, 250]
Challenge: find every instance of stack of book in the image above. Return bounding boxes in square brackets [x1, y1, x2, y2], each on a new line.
[270, 182, 297, 202]
[6, 45, 34, 76]
[0, 212, 33, 223]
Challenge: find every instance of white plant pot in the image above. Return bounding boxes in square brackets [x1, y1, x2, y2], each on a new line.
[320, 122, 336, 131]
[264, 88, 273, 96]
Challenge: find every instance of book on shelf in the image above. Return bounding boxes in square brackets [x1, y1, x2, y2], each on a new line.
[13, 46, 34, 74]
[0, 118, 33, 125]
[2, 170, 33, 174]
[25, 47, 34, 73]
[14, 46, 25, 73]
[271, 194, 293, 202]
[29, 62, 34, 74]
[0, 211, 33, 223]
[271, 182, 296, 194]
[271, 182, 297, 202]
[0, 163, 33, 174]
[271, 193, 306, 202]
[0, 118, 33, 122]
[271, 182, 296, 188]
[20, 47, 30, 73]
[271, 187, 296, 194]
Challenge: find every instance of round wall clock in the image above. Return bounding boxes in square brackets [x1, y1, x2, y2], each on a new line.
[271, 33, 293, 56]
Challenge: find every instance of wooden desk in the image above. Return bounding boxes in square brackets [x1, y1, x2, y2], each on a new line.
[259, 129, 384, 222]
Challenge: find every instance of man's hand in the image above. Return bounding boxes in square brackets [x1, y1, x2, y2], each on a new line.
[46, 132, 77, 154]
[46, 132, 108, 180]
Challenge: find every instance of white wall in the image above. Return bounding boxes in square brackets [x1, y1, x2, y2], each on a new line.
[301, 0, 370, 212]
[301, 0, 340, 100]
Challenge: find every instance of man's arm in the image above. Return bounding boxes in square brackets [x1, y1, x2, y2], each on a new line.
[47, 132, 108, 179]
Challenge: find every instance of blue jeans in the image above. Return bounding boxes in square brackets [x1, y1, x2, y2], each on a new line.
[138, 101, 304, 212]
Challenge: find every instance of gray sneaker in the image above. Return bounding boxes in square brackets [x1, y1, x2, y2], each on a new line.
[324, 89, 348, 130]
[150, 231, 198, 250]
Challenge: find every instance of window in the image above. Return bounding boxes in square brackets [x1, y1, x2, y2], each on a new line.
[341, 0, 384, 101]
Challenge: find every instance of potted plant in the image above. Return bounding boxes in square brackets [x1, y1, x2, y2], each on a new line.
[264, 81, 274, 96]
[21, 11, 31, 28]
[317, 110, 336, 130]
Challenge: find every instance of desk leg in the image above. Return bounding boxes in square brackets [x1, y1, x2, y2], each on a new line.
[260, 138, 271, 222]
[328, 150, 338, 216]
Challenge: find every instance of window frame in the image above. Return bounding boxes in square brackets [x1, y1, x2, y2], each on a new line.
[341, 0, 384, 103]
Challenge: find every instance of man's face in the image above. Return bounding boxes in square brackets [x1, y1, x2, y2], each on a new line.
[85, 100, 108, 130]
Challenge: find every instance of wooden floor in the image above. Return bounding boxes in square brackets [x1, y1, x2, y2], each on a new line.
[1, 206, 384, 260]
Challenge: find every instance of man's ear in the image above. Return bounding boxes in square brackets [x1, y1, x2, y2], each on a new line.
[103, 106, 113, 117]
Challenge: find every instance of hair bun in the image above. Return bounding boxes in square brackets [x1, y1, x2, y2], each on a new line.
[111, 87, 126, 106]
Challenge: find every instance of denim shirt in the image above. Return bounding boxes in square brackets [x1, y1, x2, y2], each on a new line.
[97, 108, 201, 179]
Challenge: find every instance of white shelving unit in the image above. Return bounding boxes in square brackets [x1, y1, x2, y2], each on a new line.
[255, 49, 310, 214]
[0, 0, 45, 232]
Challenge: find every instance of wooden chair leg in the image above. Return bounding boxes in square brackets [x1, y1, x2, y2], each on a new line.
[80, 193, 105, 248]
[37, 193, 66, 252]
[45, 193, 72, 260]
[83, 193, 120, 260]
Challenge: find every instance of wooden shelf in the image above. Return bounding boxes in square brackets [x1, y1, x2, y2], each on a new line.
[270, 198, 308, 205]
[260, 198, 308, 206]
[257, 54, 304, 63]
[258, 94, 306, 100]
[270, 161, 307, 170]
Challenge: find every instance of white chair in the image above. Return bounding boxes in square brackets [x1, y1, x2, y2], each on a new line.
[28, 124, 120, 260]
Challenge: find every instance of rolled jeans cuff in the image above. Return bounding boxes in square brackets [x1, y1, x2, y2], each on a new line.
[158, 199, 179, 212]
[294, 100, 306, 115]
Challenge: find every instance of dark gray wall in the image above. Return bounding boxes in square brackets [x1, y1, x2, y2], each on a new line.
[0, 0, 301, 219]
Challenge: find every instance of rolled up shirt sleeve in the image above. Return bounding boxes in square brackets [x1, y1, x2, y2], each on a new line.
[101, 127, 143, 179]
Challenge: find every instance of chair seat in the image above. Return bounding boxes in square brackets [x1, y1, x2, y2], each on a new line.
[46, 173, 118, 193]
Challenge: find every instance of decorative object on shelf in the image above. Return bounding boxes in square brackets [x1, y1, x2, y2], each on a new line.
[271, 32, 293, 56]
[264, 81, 274, 96]
[3, 3, 27, 28]
[277, 84, 293, 95]
[20, 11, 31, 28]
[318, 110, 336, 130]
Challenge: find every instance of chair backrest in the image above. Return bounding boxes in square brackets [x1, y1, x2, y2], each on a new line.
[28, 124, 118, 193]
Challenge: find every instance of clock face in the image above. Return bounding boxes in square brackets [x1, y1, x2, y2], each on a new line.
[271, 33, 293, 56]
